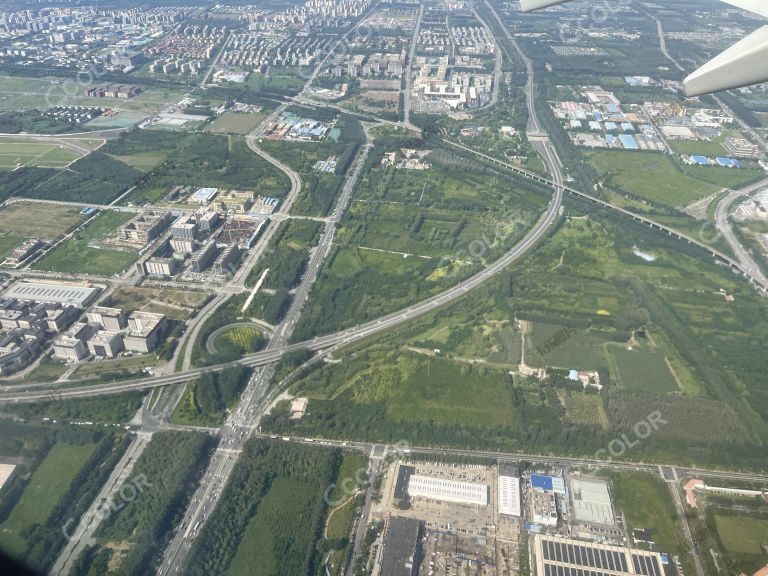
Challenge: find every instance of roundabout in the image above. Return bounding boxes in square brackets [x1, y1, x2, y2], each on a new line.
[206, 321, 273, 356]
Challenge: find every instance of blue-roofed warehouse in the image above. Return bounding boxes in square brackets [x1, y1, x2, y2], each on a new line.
[531, 474, 566, 494]
[716, 157, 741, 168]
[619, 134, 638, 150]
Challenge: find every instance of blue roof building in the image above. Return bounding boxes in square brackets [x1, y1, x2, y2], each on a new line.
[619, 134, 638, 150]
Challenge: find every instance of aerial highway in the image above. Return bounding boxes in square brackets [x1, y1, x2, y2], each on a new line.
[445, 138, 768, 294]
[714, 179, 768, 287]
[159, 120, 378, 576]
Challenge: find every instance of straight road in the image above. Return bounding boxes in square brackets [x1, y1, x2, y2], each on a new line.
[51, 433, 152, 576]
[160, 125, 375, 576]
[276, 437, 768, 483]
[402, 5, 423, 127]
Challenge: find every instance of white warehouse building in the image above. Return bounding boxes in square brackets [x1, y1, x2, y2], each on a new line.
[498, 475, 522, 517]
[407, 475, 488, 507]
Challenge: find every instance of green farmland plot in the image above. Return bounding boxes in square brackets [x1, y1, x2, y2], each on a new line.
[525, 322, 611, 370]
[586, 151, 762, 207]
[34, 209, 138, 275]
[713, 515, 768, 555]
[35, 239, 138, 276]
[612, 472, 690, 557]
[0, 442, 97, 558]
[0, 138, 81, 168]
[0, 234, 22, 260]
[607, 344, 679, 393]
[0, 201, 83, 240]
[185, 440, 343, 576]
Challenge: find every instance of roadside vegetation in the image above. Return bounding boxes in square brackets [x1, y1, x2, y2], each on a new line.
[264, 201, 768, 471]
[73, 432, 214, 575]
[184, 439, 359, 576]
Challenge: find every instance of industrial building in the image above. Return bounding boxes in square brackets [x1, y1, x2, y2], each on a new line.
[407, 474, 488, 507]
[45, 307, 81, 332]
[171, 238, 195, 254]
[190, 187, 219, 204]
[0, 296, 83, 372]
[85, 83, 142, 99]
[110, 50, 146, 68]
[124, 311, 167, 353]
[212, 244, 241, 277]
[53, 322, 93, 362]
[570, 478, 615, 526]
[533, 534, 673, 576]
[215, 190, 254, 214]
[144, 257, 179, 277]
[380, 516, 423, 576]
[117, 210, 172, 245]
[87, 330, 124, 358]
[189, 239, 219, 272]
[2, 282, 100, 308]
[498, 470, 522, 517]
[532, 490, 559, 527]
[171, 215, 198, 240]
[0, 329, 43, 376]
[196, 209, 220, 233]
[3, 238, 46, 267]
[87, 306, 127, 332]
[532, 474, 567, 495]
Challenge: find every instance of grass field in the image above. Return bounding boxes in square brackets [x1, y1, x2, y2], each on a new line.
[714, 515, 768, 554]
[105, 286, 207, 321]
[559, 391, 609, 428]
[344, 354, 516, 428]
[526, 322, 610, 370]
[0, 138, 82, 168]
[0, 355, 68, 384]
[607, 345, 679, 393]
[0, 201, 83, 240]
[33, 209, 138, 275]
[246, 69, 306, 94]
[216, 325, 264, 354]
[0, 234, 22, 261]
[0, 442, 96, 557]
[612, 472, 686, 554]
[205, 111, 264, 135]
[0, 75, 187, 115]
[171, 381, 220, 428]
[108, 152, 166, 171]
[35, 240, 138, 275]
[666, 139, 728, 156]
[77, 210, 134, 242]
[586, 151, 762, 207]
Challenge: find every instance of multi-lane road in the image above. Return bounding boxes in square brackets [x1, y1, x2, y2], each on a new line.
[159, 118, 377, 576]
[714, 179, 768, 287]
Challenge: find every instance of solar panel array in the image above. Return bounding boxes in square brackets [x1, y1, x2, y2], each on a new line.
[539, 537, 664, 576]
[542, 539, 628, 573]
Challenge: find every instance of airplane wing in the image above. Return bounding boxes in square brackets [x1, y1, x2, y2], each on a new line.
[518, 0, 768, 96]
[519, 0, 572, 11]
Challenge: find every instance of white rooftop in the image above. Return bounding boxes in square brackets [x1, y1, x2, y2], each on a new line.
[3, 282, 99, 307]
[570, 477, 615, 525]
